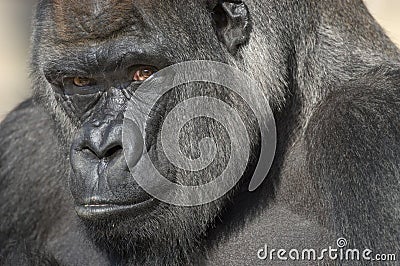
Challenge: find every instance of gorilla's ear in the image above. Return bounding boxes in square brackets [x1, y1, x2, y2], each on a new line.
[212, 1, 251, 54]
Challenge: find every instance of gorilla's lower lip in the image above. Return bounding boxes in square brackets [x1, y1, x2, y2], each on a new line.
[75, 199, 155, 220]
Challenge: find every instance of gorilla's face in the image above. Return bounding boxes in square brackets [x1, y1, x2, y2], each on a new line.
[32, 0, 256, 255]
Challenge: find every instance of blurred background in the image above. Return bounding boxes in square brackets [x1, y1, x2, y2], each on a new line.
[0, 0, 400, 121]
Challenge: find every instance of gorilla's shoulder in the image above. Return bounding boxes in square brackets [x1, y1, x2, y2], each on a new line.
[307, 67, 400, 170]
[0, 98, 63, 189]
[303, 68, 400, 250]
[0, 98, 56, 155]
[1, 98, 50, 137]
[0, 99, 67, 240]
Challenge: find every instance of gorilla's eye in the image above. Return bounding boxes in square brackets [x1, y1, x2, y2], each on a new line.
[132, 66, 157, 82]
[73, 77, 96, 87]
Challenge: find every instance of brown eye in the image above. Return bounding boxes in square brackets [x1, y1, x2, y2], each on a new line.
[133, 66, 156, 82]
[73, 77, 95, 87]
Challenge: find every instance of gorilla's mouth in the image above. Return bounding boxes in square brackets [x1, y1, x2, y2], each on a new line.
[75, 198, 156, 220]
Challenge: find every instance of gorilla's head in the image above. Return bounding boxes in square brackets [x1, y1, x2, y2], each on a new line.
[30, 0, 371, 261]
[30, 1, 259, 258]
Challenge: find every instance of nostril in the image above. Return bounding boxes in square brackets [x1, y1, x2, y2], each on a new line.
[77, 144, 123, 160]
[103, 145, 123, 160]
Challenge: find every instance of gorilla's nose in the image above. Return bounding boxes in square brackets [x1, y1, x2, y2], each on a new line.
[78, 121, 123, 161]
[69, 114, 149, 203]
[70, 118, 145, 175]
[82, 129, 122, 160]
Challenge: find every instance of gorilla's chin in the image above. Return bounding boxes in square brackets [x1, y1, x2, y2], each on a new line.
[80, 199, 214, 262]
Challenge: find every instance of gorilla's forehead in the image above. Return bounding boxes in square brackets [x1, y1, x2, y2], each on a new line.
[52, 0, 151, 41]
[50, 0, 207, 41]
[37, 0, 225, 76]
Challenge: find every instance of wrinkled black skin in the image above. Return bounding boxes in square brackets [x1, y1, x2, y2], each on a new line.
[1, 0, 400, 265]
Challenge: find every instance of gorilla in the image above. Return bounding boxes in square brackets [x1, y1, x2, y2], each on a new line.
[0, 0, 399, 265]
